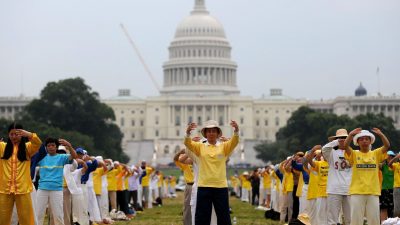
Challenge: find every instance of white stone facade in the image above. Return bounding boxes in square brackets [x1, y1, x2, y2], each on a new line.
[103, 0, 307, 166]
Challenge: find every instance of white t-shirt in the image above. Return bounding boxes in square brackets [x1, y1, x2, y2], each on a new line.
[128, 166, 141, 191]
[322, 140, 352, 195]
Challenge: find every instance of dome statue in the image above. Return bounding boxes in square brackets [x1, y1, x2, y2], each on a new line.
[355, 82, 367, 96]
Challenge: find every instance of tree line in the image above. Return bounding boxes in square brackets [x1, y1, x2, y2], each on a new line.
[255, 106, 400, 164]
[0, 77, 129, 162]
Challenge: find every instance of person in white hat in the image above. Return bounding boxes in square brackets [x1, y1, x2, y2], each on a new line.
[344, 128, 390, 225]
[322, 128, 352, 225]
[185, 119, 239, 225]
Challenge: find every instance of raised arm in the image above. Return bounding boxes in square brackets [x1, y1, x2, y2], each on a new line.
[19, 129, 42, 157]
[184, 123, 201, 156]
[305, 145, 321, 168]
[372, 128, 390, 153]
[59, 139, 77, 160]
[388, 154, 400, 167]
[345, 128, 362, 156]
[322, 140, 339, 163]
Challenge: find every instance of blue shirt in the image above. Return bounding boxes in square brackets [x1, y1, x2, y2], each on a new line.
[38, 154, 71, 191]
[292, 160, 310, 184]
[80, 159, 98, 184]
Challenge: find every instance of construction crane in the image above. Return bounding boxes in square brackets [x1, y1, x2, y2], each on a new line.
[120, 23, 161, 92]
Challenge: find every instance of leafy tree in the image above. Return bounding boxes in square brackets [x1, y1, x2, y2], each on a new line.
[255, 106, 400, 163]
[21, 77, 128, 162]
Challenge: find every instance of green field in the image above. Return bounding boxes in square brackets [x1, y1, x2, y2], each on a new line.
[114, 191, 280, 225]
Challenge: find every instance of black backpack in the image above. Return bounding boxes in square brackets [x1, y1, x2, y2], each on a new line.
[264, 209, 280, 221]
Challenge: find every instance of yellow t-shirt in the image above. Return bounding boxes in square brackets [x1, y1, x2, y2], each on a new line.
[93, 167, 106, 195]
[240, 175, 251, 190]
[282, 170, 294, 193]
[107, 167, 122, 191]
[307, 164, 319, 200]
[184, 134, 239, 188]
[0, 133, 42, 194]
[141, 167, 154, 187]
[296, 172, 304, 197]
[230, 176, 239, 188]
[170, 176, 176, 187]
[175, 161, 194, 184]
[157, 173, 163, 187]
[391, 162, 400, 188]
[345, 147, 387, 195]
[312, 160, 329, 198]
[263, 171, 272, 189]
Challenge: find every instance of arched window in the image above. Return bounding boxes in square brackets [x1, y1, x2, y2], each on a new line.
[164, 145, 170, 154]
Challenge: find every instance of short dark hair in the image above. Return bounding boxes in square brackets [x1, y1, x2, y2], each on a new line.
[45, 137, 59, 148]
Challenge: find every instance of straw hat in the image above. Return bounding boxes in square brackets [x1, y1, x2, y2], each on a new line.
[353, 130, 375, 146]
[328, 128, 349, 141]
[242, 171, 249, 176]
[200, 120, 222, 138]
[297, 213, 311, 225]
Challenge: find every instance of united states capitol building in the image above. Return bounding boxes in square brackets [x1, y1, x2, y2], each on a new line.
[2, 0, 400, 166]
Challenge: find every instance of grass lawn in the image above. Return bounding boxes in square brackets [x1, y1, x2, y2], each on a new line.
[114, 191, 280, 225]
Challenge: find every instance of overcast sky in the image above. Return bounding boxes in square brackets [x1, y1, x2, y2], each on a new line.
[1, 0, 399, 100]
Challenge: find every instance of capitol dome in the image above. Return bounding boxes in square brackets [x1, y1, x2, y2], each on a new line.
[174, 10, 226, 39]
[355, 82, 367, 96]
[161, 0, 239, 96]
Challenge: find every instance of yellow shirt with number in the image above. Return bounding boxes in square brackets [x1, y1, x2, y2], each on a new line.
[391, 162, 400, 188]
[175, 161, 194, 184]
[0, 133, 42, 194]
[312, 160, 329, 198]
[345, 147, 387, 195]
[184, 134, 239, 188]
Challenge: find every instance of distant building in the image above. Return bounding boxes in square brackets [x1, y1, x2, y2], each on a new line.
[103, 0, 306, 166]
[309, 83, 400, 129]
[2, 1, 399, 166]
[0, 96, 33, 120]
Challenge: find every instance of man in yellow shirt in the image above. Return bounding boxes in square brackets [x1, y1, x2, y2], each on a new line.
[279, 157, 294, 224]
[140, 160, 154, 208]
[305, 146, 329, 225]
[344, 128, 390, 225]
[184, 119, 239, 225]
[174, 149, 194, 225]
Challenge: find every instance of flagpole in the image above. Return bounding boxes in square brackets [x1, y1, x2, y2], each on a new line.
[376, 66, 381, 96]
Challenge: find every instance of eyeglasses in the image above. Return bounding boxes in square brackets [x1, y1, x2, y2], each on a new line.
[335, 137, 346, 140]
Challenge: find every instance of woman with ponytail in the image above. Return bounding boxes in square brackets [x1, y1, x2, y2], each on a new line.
[0, 123, 42, 225]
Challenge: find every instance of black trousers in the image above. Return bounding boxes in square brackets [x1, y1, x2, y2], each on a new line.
[117, 190, 130, 214]
[252, 188, 260, 205]
[292, 185, 299, 219]
[129, 190, 138, 206]
[195, 187, 231, 225]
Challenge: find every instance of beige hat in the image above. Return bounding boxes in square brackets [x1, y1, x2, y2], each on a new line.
[201, 120, 222, 138]
[328, 128, 349, 141]
[242, 171, 249, 176]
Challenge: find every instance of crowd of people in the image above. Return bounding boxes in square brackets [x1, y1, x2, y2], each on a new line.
[0, 122, 181, 225]
[228, 128, 400, 225]
[2, 119, 400, 225]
